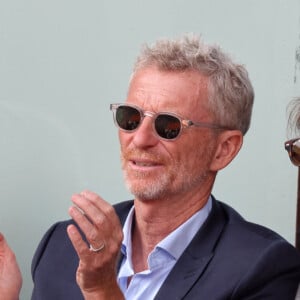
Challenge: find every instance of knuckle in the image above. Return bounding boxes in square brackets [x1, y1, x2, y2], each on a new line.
[87, 230, 98, 244]
[102, 205, 115, 218]
[93, 215, 105, 227]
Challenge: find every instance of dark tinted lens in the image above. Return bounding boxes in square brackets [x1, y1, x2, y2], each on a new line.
[155, 114, 181, 139]
[116, 106, 141, 131]
[291, 141, 300, 166]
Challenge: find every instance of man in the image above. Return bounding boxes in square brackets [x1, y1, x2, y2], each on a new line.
[284, 97, 300, 299]
[31, 35, 300, 299]
[0, 232, 22, 300]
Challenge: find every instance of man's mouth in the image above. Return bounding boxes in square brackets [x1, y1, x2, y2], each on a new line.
[132, 160, 159, 167]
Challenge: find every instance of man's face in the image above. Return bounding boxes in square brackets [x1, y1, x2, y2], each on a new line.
[119, 67, 218, 201]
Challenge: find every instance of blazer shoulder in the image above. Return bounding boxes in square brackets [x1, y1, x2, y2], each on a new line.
[215, 198, 286, 242]
[113, 200, 134, 225]
[31, 220, 74, 277]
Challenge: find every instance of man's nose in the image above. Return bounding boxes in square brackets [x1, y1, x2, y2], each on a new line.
[132, 116, 159, 148]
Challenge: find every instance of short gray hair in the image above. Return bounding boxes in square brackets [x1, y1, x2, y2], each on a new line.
[287, 97, 300, 136]
[133, 34, 254, 135]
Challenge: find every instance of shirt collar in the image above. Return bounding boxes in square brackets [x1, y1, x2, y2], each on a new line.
[121, 196, 212, 262]
[157, 197, 212, 259]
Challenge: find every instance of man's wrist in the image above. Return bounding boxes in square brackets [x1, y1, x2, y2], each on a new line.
[81, 283, 125, 300]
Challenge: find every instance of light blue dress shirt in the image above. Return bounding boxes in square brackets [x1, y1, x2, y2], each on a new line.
[117, 197, 212, 300]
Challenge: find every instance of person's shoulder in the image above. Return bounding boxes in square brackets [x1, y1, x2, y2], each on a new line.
[31, 219, 75, 276]
[219, 200, 279, 235]
[210, 198, 300, 289]
[214, 198, 298, 254]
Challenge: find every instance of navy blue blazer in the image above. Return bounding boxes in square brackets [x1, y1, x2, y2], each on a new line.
[31, 197, 300, 299]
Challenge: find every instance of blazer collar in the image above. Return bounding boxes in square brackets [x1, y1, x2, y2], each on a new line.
[154, 197, 226, 299]
[114, 197, 227, 299]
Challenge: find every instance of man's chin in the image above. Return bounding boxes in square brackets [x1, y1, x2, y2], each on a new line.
[125, 182, 164, 201]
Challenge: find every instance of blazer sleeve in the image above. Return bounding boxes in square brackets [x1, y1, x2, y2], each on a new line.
[31, 222, 60, 277]
[31, 220, 84, 300]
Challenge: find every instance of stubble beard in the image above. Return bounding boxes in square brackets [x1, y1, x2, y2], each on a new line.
[121, 147, 213, 201]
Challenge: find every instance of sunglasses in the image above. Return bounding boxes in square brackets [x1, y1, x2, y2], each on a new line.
[110, 103, 231, 141]
[285, 138, 300, 166]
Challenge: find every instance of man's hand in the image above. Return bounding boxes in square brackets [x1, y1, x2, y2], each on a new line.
[0, 233, 22, 300]
[67, 190, 125, 300]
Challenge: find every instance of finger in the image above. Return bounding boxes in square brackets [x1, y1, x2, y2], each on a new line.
[70, 191, 123, 252]
[71, 194, 113, 234]
[80, 190, 114, 217]
[75, 191, 121, 228]
[67, 224, 90, 257]
[0, 233, 5, 253]
[0, 233, 10, 255]
[71, 194, 109, 240]
[0, 233, 8, 248]
[68, 205, 104, 249]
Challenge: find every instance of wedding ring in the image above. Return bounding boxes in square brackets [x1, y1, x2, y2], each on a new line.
[89, 243, 105, 252]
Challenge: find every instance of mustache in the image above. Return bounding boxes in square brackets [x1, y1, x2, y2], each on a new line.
[121, 148, 164, 162]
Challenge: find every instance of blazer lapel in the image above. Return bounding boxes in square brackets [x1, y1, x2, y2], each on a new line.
[154, 199, 227, 300]
[114, 200, 134, 272]
[113, 198, 227, 299]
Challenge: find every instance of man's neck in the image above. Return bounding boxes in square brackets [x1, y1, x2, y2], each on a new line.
[130, 184, 212, 273]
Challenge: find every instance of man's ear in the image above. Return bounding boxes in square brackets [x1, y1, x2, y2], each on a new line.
[210, 130, 243, 172]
